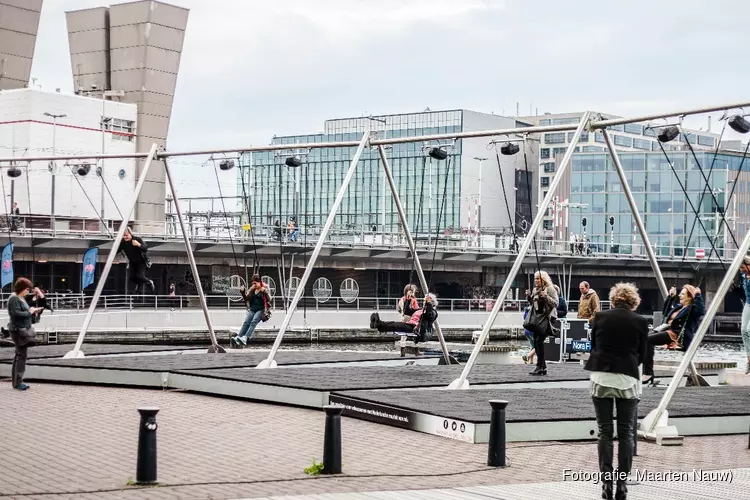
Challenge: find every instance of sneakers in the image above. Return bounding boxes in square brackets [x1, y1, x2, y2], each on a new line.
[369, 313, 379, 330]
[13, 383, 29, 391]
[232, 336, 247, 346]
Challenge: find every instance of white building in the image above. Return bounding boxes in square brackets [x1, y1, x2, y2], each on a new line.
[519, 111, 720, 240]
[0, 88, 138, 232]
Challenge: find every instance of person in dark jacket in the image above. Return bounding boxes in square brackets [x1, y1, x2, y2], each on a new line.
[7, 277, 41, 391]
[118, 227, 155, 293]
[370, 294, 438, 343]
[525, 270, 558, 376]
[554, 284, 568, 318]
[584, 282, 647, 500]
[643, 285, 704, 384]
[231, 275, 271, 346]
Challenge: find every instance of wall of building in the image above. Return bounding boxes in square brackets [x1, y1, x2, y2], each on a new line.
[0, 89, 138, 223]
[66, 0, 189, 233]
[0, 0, 43, 90]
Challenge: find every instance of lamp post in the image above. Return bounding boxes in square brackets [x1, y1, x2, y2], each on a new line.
[668, 207, 674, 258]
[473, 156, 487, 235]
[43, 112, 67, 228]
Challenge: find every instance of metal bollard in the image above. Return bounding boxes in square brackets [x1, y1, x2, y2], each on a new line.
[322, 405, 344, 474]
[136, 407, 160, 484]
[487, 400, 509, 467]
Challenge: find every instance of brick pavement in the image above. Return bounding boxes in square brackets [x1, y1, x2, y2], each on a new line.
[1, 382, 748, 500]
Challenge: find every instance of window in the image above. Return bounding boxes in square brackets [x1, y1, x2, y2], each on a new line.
[104, 117, 135, 142]
[643, 127, 656, 137]
[540, 148, 550, 159]
[543, 220, 553, 230]
[543, 162, 555, 173]
[698, 135, 715, 147]
[544, 133, 566, 144]
[552, 147, 569, 157]
[610, 124, 625, 132]
[595, 131, 605, 143]
[633, 138, 652, 150]
[568, 131, 589, 142]
[552, 117, 580, 125]
[613, 135, 633, 148]
[624, 123, 644, 134]
[582, 146, 605, 152]
[540, 119, 551, 126]
[541, 176, 550, 187]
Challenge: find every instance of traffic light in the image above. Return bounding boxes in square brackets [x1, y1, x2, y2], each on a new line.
[608, 216, 615, 226]
[581, 217, 587, 228]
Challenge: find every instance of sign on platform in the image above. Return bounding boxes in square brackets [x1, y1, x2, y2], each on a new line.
[695, 248, 705, 259]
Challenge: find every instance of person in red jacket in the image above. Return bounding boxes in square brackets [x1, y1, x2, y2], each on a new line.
[369, 294, 438, 343]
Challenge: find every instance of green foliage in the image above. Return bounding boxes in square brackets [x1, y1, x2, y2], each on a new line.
[304, 457, 324, 475]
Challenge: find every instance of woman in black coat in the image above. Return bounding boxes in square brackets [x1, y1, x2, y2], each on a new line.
[643, 285, 704, 384]
[525, 270, 558, 376]
[584, 283, 648, 500]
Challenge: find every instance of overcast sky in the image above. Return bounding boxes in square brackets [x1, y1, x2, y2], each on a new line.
[30, 0, 750, 198]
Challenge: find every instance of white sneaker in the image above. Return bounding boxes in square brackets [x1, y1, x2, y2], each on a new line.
[237, 336, 247, 346]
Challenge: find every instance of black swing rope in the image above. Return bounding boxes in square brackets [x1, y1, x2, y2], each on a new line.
[655, 140, 728, 287]
[428, 154, 454, 288]
[493, 143, 518, 251]
[409, 155, 429, 285]
[237, 155, 260, 275]
[211, 160, 242, 279]
[522, 144, 544, 284]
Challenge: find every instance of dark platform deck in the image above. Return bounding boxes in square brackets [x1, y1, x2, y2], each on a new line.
[0, 343, 203, 361]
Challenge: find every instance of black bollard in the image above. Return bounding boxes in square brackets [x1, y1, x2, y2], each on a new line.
[487, 400, 509, 467]
[136, 407, 160, 484]
[322, 405, 344, 474]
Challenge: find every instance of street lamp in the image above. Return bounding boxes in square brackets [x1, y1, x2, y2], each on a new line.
[44, 112, 67, 227]
[473, 156, 487, 235]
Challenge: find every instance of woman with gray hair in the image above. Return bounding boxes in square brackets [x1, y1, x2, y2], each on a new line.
[584, 283, 648, 500]
[524, 270, 558, 375]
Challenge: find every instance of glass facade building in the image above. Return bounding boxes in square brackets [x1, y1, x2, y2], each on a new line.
[567, 151, 750, 256]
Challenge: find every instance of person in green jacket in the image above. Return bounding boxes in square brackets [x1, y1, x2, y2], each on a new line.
[7, 277, 41, 390]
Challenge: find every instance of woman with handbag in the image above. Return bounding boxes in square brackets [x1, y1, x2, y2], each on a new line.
[8, 277, 40, 391]
[231, 275, 271, 347]
[584, 283, 648, 500]
[642, 284, 705, 385]
[524, 270, 558, 375]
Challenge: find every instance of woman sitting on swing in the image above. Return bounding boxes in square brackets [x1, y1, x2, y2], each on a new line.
[369, 294, 438, 343]
[396, 284, 419, 321]
[642, 284, 704, 385]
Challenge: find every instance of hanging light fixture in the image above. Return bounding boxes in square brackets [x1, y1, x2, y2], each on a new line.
[657, 126, 680, 143]
[219, 159, 235, 171]
[6, 166, 22, 178]
[728, 115, 750, 134]
[428, 147, 448, 160]
[76, 163, 91, 176]
[285, 156, 303, 167]
[500, 142, 520, 155]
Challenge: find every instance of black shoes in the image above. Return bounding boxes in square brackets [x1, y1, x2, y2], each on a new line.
[602, 481, 613, 499]
[369, 313, 379, 330]
[1, 326, 8, 339]
[529, 366, 547, 376]
[615, 480, 627, 500]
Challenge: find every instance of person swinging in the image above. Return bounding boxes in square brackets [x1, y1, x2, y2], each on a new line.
[118, 227, 155, 293]
[369, 294, 438, 343]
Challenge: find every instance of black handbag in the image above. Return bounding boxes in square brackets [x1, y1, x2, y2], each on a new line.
[523, 303, 559, 337]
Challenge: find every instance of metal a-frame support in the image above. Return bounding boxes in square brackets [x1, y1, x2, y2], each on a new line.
[64, 144, 223, 358]
[448, 112, 593, 388]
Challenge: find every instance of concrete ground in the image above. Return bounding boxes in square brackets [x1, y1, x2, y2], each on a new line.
[0, 382, 748, 500]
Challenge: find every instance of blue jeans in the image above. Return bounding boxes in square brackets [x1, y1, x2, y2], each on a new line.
[238, 309, 263, 340]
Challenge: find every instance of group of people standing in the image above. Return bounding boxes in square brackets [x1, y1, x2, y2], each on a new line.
[369, 284, 438, 343]
[569, 233, 591, 255]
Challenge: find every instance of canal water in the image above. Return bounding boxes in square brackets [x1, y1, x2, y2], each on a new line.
[242, 340, 749, 372]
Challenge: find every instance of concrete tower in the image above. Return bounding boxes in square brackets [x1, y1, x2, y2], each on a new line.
[66, 0, 189, 233]
[0, 0, 43, 90]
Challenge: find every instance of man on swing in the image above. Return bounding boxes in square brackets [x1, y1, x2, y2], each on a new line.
[369, 293, 438, 343]
[119, 227, 155, 293]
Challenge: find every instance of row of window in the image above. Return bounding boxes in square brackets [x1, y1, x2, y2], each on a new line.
[103, 117, 135, 142]
[543, 127, 715, 149]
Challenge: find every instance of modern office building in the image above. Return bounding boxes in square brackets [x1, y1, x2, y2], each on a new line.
[65, 0, 189, 233]
[519, 111, 721, 240]
[562, 150, 750, 257]
[0, 0, 43, 90]
[0, 88, 138, 227]
[239, 110, 537, 244]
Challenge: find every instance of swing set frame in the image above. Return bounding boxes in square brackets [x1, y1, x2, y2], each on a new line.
[1, 100, 749, 441]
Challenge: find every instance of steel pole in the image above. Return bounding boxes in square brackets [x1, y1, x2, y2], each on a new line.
[163, 157, 223, 353]
[449, 112, 592, 389]
[378, 145, 451, 364]
[258, 132, 370, 368]
[64, 144, 159, 358]
[603, 130, 668, 298]
[644, 225, 750, 434]
[591, 101, 750, 129]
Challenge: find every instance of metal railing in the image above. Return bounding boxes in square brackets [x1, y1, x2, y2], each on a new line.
[0, 292, 611, 314]
[2, 214, 738, 263]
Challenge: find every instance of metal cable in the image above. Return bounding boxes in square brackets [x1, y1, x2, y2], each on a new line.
[66, 165, 114, 238]
[24, 165, 36, 282]
[522, 147, 543, 280]
[238, 157, 260, 274]
[211, 162, 241, 274]
[409, 155, 428, 284]
[494, 144, 517, 251]
[655, 140, 727, 276]
[428, 155, 453, 287]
